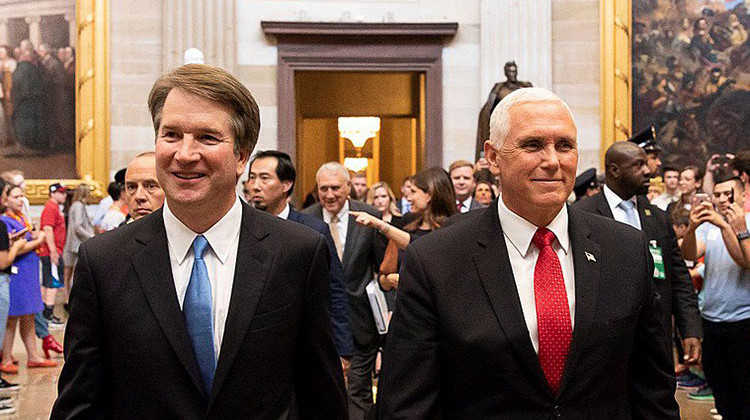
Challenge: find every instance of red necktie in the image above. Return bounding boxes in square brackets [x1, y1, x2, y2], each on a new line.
[532, 227, 572, 394]
[457, 201, 463, 212]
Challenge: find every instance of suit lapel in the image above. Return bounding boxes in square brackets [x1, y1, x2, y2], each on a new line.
[473, 202, 551, 395]
[557, 207, 601, 396]
[342, 201, 363, 267]
[636, 196, 658, 242]
[592, 191, 614, 218]
[209, 205, 273, 404]
[131, 210, 205, 395]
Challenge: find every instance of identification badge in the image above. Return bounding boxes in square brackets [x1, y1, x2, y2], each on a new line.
[649, 240, 666, 280]
[10, 266, 18, 275]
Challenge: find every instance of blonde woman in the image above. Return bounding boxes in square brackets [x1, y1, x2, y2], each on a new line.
[366, 181, 402, 225]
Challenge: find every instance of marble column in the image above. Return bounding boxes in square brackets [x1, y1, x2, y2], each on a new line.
[162, 0, 236, 72]
[0, 18, 7, 45]
[64, 14, 76, 47]
[480, 0, 552, 99]
[25, 16, 41, 48]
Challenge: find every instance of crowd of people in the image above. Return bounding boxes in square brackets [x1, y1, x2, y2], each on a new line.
[572, 135, 750, 419]
[0, 39, 75, 155]
[0, 151, 163, 415]
[0, 61, 744, 418]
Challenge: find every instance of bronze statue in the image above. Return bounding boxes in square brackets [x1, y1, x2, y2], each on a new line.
[475, 61, 533, 159]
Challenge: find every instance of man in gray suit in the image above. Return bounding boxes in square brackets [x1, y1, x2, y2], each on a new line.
[302, 162, 384, 420]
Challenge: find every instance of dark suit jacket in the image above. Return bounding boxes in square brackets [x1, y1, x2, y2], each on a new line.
[574, 191, 703, 346]
[52, 204, 347, 419]
[378, 202, 678, 419]
[457, 196, 486, 213]
[302, 201, 385, 349]
[287, 207, 353, 357]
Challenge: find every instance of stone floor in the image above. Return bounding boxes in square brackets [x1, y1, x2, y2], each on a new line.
[0, 326, 721, 419]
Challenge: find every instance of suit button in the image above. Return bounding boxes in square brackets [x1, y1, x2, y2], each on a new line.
[552, 405, 561, 417]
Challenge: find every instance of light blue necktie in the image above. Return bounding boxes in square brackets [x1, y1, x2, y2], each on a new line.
[618, 200, 640, 229]
[184, 235, 216, 395]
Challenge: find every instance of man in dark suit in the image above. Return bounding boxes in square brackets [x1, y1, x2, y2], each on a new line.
[246, 150, 352, 364]
[378, 87, 679, 418]
[449, 159, 486, 213]
[302, 162, 384, 420]
[52, 64, 347, 419]
[574, 141, 702, 363]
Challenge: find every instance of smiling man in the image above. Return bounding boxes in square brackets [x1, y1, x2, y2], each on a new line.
[52, 65, 347, 419]
[302, 162, 384, 420]
[378, 88, 679, 418]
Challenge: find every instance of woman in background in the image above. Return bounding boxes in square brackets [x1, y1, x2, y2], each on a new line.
[668, 165, 703, 220]
[0, 185, 56, 372]
[62, 184, 94, 313]
[366, 181, 402, 226]
[474, 180, 496, 207]
[352, 167, 456, 290]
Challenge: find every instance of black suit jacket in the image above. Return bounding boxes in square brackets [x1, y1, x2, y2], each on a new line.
[287, 207, 353, 357]
[378, 202, 678, 419]
[302, 201, 385, 348]
[574, 191, 703, 346]
[52, 204, 347, 419]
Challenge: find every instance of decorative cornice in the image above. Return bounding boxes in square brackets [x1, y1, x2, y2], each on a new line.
[261, 21, 458, 42]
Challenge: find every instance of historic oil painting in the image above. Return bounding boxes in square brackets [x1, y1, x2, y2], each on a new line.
[0, 0, 77, 179]
[632, 0, 750, 166]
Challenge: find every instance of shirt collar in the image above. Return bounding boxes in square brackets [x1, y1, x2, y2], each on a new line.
[277, 203, 291, 220]
[323, 200, 349, 223]
[457, 196, 473, 209]
[603, 184, 637, 212]
[497, 195, 570, 257]
[163, 195, 243, 265]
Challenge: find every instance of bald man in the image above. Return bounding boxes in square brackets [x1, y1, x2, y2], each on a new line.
[574, 141, 702, 363]
[124, 152, 166, 221]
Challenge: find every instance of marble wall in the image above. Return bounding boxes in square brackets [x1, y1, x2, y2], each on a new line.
[108, 0, 602, 177]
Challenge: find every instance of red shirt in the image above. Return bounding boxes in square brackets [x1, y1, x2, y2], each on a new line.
[39, 199, 66, 256]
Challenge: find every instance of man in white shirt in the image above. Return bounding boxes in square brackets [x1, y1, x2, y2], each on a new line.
[53, 64, 346, 419]
[378, 87, 678, 418]
[302, 162, 384, 420]
[124, 151, 165, 222]
[246, 150, 352, 368]
[449, 159, 485, 213]
[575, 141, 702, 365]
[651, 164, 681, 211]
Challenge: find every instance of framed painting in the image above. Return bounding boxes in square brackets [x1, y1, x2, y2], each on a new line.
[0, 0, 109, 204]
[602, 0, 750, 167]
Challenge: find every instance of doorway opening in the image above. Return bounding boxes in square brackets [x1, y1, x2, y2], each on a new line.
[294, 71, 425, 204]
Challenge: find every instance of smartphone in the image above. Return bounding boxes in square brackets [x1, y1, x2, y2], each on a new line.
[729, 188, 735, 204]
[9, 227, 29, 239]
[694, 193, 710, 206]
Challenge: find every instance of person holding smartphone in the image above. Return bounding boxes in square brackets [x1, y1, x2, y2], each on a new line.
[682, 169, 750, 419]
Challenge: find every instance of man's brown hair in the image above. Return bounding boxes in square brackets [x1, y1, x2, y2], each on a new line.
[449, 160, 474, 174]
[148, 64, 260, 155]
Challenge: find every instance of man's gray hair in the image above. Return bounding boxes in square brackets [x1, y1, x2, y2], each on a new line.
[316, 161, 350, 183]
[489, 87, 575, 147]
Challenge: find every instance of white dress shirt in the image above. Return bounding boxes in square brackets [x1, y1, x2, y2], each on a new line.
[163, 196, 242, 359]
[603, 185, 642, 230]
[323, 200, 349, 253]
[277, 202, 291, 220]
[497, 196, 576, 353]
[457, 197, 473, 213]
